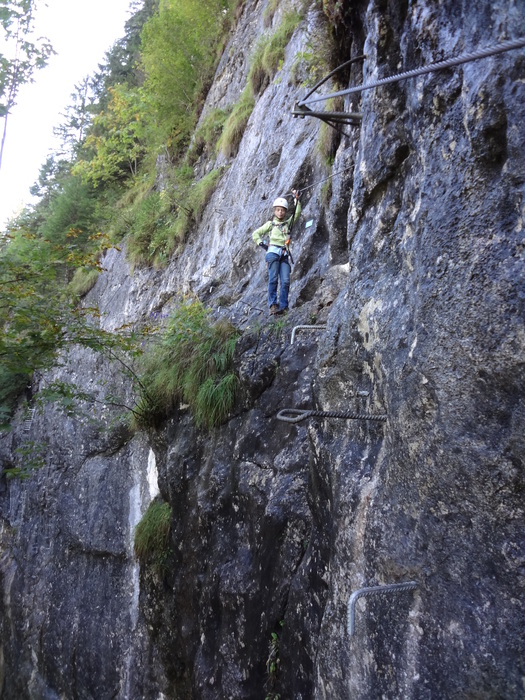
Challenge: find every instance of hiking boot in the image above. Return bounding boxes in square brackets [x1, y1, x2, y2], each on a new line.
[276, 307, 288, 316]
[270, 304, 279, 315]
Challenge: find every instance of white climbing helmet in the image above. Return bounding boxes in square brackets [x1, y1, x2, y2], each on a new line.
[273, 196, 288, 209]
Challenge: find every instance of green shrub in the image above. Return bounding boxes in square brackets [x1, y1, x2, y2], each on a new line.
[187, 107, 231, 165]
[155, 166, 225, 259]
[218, 86, 255, 157]
[177, 167, 224, 232]
[134, 500, 172, 573]
[125, 167, 225, 267]
[125, 190, 174, 267]
[69, 267, 100, 297]
[38, 175, 98, 248]
[248, 9, 302, 95]
[316, 97, 344, 164]
[134, 299, 239, 429]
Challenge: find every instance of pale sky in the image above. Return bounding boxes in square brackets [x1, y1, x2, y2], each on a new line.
[0, 0, 134, 230]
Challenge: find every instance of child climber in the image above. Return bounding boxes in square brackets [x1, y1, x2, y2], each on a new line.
[251, 190, 301, 315]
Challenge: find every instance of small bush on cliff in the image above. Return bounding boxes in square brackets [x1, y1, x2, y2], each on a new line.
[249, 9, 302, 94]
[168, 167, 225, 240]
[218, 86, 255, 157]
[134, 500, 172, 573]
[125, 191, 173, 267]
[134, 298, 239, 429]
[69, 267, 100, 297]
[125, 166, 226, 267]
[187, 107, 231, 165]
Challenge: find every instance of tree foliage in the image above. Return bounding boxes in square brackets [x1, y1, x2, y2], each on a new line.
[0, 0, 54, 168]
[53, 78, 94, 159]
[0, 228, 134, 426]
[74, 84, 150, 186]
[91, 0, 158, 106]
[140, 0, 231, 152]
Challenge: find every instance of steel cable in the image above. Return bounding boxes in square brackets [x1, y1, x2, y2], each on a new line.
[277, 408, 387, 423]
[298, 37, 525, 107]
[285, 164, 355, 198]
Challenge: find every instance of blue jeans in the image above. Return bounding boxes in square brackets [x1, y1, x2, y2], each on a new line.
[265, 252, 290, 310]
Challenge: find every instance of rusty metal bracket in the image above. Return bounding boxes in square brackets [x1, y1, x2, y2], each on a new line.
[292, 102, 362, 126]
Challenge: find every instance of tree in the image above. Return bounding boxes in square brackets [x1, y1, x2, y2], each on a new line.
[53, 78, 94, 159]
[140, 0, 230, 151]
[0, 227, 138, 427]
[0, 0, 54, 169]
[91, 0, 159, 108]
[37, 173, 98, 249]
[73, 84, 150, 186]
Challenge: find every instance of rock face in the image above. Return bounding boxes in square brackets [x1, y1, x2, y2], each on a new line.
[1, 0, 524, 698]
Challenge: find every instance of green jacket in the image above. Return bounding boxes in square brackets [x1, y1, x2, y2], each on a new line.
[252, 200, 302, 248]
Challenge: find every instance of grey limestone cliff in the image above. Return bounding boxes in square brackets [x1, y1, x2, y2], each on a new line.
[1, 0, 524, 698]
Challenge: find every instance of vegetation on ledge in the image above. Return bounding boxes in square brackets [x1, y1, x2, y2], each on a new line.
[134, 298, 239, 430]
[134, 500, 172, 574]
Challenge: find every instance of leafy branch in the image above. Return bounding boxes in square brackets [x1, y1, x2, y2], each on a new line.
[0, 0, 55, 169]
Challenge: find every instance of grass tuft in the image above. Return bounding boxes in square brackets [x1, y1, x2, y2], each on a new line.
[69, 267, 100, 297]
[187, 107, 231, 165]
[248, 10, 302, 95]
[125, 167, 226, 267]
[218, 87, 255, 157]
[134, 299, 239, 430]
[134, 500, 172, 574]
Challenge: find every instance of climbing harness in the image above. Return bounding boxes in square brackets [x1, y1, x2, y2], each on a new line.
[297, 37, 525, 108]
[267, 217, 295, 264]
[276, 408, 387, 423]
[347, 581, 418, 636]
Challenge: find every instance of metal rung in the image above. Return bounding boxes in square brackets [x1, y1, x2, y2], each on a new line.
[347, 581, 418, 636]
[290, 324, 327, 344]
[24, 408, 36, 432]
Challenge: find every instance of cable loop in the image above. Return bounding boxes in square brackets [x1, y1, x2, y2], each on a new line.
[276, 408, 313, 423]
[276, 408, 387, 423]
